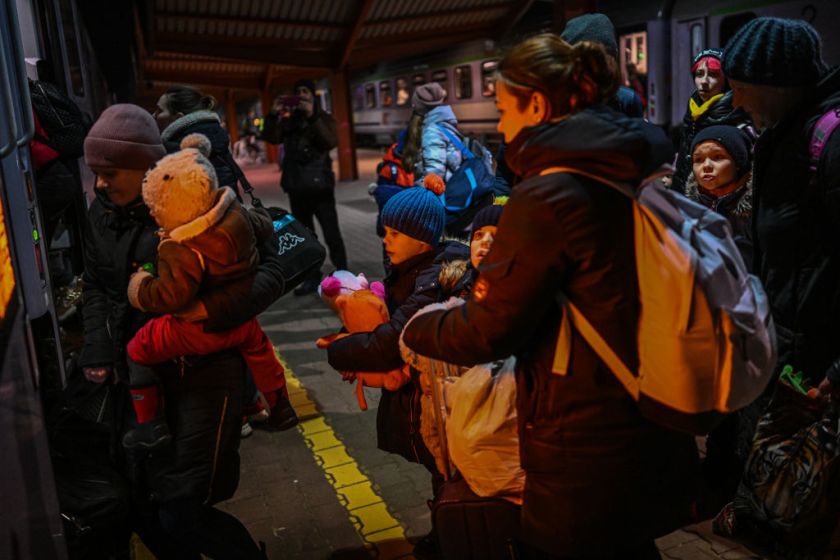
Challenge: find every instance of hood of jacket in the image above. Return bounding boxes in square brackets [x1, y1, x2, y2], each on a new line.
[161, 110, 231, 154]
[422, 105, 458, 127]
[506, 106, 673, 184]
[684, 170, 753, 220]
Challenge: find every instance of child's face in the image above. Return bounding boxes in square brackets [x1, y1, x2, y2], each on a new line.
[383, 226, 433, 265]
[470, 225, 497, 269]
[92, 167, 146, 207]
[692, 141, 738, 194]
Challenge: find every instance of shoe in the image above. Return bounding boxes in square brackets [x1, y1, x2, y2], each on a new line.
[241, 421, 254, 438]
[293, 278, 320, 296]
[412, 531, 441, 559]
[263, 395, 299, 431]
[122, 417, 172, 450]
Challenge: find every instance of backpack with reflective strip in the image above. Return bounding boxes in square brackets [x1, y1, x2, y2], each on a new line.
[546, 166, 777, 435]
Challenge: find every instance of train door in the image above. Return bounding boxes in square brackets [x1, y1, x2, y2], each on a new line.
[0, 0, 67, 557]
[672, 17, 706, 127]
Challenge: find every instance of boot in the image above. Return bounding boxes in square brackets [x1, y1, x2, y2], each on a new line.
[122, 416, 172, 450]
[263, 395, 299, 431]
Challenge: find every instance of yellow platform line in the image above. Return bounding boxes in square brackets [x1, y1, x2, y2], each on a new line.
[276, 352, 408, 551]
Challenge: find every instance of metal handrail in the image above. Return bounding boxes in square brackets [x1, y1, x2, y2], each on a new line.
[6, 0, 34, 146]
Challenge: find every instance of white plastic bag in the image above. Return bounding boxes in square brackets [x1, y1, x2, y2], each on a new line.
[447, 357, 524, 502]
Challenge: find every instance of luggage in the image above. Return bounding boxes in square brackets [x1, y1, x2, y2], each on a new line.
[715, 379, 840, 559]
[235, 161, 327, 293]
[29, 79, 92, 159]
[545, 166, 776, 435]
[427, 359, 520, 560]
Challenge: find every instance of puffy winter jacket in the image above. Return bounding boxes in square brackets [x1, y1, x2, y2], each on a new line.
[161, 111, 238, 192]
[403, 107, 699, 556]
[672, 91, 753, 192]
[327, 241, 469, 466]
[414, 105, 463, 186]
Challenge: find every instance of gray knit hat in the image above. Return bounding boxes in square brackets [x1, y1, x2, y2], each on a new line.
[411, 82, 447, 115]
[84, 104, 166, 170]
[723, 17, 827, 87]
[561, 13, 617, 58]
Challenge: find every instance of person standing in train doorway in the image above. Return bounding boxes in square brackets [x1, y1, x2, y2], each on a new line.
[262, 79, 348, 296]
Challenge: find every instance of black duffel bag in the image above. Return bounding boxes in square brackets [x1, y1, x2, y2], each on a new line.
[225, 152, 326, 292]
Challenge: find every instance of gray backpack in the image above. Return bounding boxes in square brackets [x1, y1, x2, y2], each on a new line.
[546, 166, 777, 435]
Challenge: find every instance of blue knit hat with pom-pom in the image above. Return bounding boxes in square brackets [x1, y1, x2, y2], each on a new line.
[381, 183, 445, 245]
[723, 17, 827, 87]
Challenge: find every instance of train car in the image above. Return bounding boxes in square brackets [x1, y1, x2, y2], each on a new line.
[350, 0, 840, 148]
[350, 39, 502, 147]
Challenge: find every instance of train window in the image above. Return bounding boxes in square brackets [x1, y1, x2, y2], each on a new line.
[58, 0, 84, 96]
[379, 81, 393, 108]
[365, 83, 376, 108]
[690, 23, 704, 60]
[720, 13, 756, 49]
[353, 85, 365, 111]
[454, 66, 472, 99]
[481, 60, 498, 97]
[395, 77, 410, 106]
[431, 69, 448, 88]
[413, 73, 426, 87]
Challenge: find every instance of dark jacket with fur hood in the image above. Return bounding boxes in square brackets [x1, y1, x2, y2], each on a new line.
[684, 172, 754, 268]
[403, 107, 699, 556]
[673, 91, 753, 192]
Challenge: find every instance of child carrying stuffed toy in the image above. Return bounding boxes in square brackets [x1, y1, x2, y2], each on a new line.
[123, 133, 294, 450]
[316, 271, 411, 410]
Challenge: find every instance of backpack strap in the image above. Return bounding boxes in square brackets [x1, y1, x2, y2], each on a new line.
[553, 292, 639, 399]
[809, 107, 840, 173]
[436, 124, 475, 160]
[222, 150, 261, 208]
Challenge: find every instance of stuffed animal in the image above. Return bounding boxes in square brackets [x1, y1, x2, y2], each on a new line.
[316, 271, 410, 411]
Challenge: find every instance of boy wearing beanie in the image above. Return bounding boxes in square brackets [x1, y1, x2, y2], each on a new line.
[324, 181, 469, 557]
[722, 17, 840, 411]
[123, 133, 295, 449]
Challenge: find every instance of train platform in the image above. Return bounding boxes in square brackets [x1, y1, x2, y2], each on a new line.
[216, 150, 764, 560]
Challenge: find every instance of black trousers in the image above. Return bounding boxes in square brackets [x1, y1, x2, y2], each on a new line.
[288, 190, 348, 275]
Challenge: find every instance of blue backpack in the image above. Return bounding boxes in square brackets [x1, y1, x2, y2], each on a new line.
[436, 124, 495, 225]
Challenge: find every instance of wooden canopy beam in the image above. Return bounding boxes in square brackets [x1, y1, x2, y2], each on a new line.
[142, 69, 264, 91]
[355, 22, 493, 50]
[337, 0, 374, 69]
[154, 33, 334, 68]
[495, 0, 536, 37]
[350, 29, 492, 68]
[155, 11, 346, 33]
[365, 2, 512, 27]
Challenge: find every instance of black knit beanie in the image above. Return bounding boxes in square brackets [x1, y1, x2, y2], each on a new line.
[723, 17, 827, 87]
[691, 125, 752, 176]
[471, 204, 504, 232]
[560, 13, 618, 58]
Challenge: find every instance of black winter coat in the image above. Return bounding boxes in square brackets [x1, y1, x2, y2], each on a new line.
[752, 66, 840, 384]
[327, 241, 469, 466]
[160, 111, 238, 192]
[672, 91, 753, 192]
[403, 108, 699, 556]
[262, 104, 338, 195]
[79, 189, 286, 503]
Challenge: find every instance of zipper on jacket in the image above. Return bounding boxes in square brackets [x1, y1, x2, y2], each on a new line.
[206, 394, 229, 505]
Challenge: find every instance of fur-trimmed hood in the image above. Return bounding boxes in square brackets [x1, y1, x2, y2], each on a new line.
[683, 170, 753, 220]
[161, 110, 221, 142]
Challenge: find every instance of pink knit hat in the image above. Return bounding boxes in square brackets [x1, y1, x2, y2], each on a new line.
[84, 104, 166, 170]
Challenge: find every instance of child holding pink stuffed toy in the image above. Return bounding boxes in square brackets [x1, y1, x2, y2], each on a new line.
[322, 180, 469, 555]
[123, 133, 295, 450]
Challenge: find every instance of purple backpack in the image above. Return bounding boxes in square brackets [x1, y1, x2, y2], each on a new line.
[809, 107, 840, 176]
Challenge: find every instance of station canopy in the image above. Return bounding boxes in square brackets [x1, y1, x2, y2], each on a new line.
[139, 0, 537, 94]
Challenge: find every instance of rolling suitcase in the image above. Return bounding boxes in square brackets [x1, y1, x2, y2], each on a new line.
[428, 360, 521, 560]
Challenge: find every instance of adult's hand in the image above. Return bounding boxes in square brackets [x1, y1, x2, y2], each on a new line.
[816, 376, 840, 400]
[83, 366, 112, 384]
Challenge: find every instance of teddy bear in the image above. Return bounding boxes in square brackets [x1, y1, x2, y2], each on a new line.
[316, 271, 411, 411]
